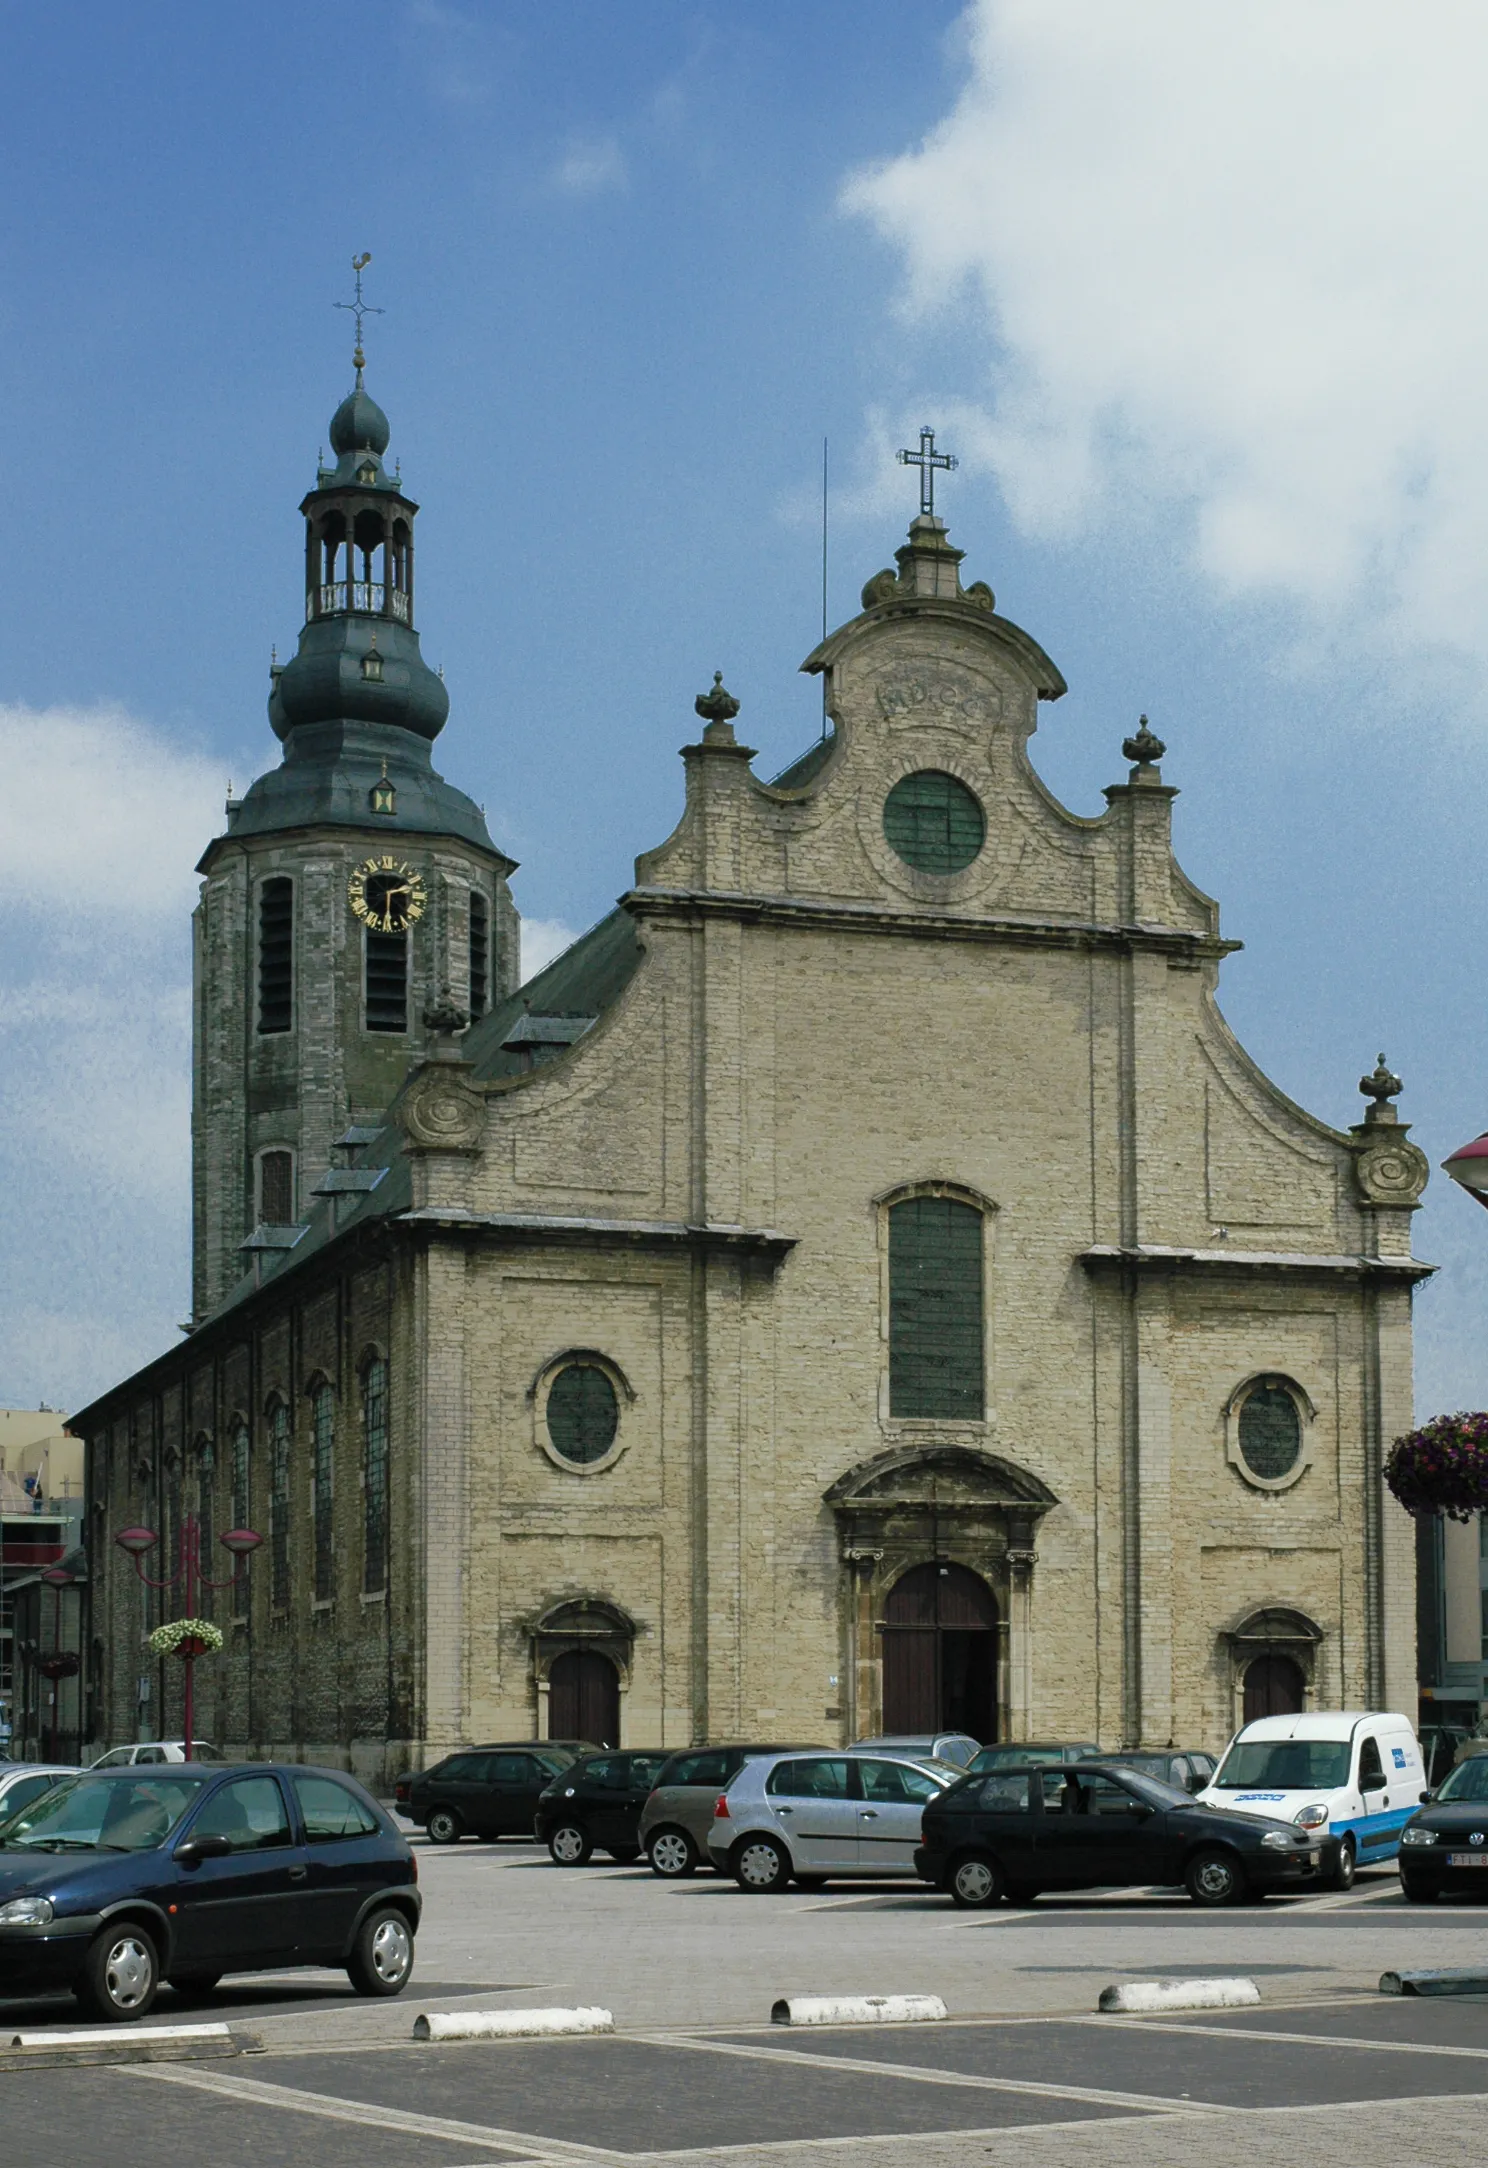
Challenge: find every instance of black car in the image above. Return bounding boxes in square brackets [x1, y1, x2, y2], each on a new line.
[916, 1760, 1324, 1907]
[405, 1744, 584, 1844]
[1398, 1752, 1488, 1899]
[535, 1751, 672, 1865]
[0, 1762, 419, 2021]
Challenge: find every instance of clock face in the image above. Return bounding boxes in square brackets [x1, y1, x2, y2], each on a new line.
[348, 856, 427, 933]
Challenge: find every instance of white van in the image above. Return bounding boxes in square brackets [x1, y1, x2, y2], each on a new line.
[1199, 1711, 1426, 1888]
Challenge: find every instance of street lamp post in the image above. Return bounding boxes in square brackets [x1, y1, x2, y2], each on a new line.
[113, 1517, 263, 1760]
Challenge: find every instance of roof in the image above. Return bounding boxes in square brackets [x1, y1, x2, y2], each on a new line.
[1237, 1712, 1412, 1741]
[769, 732, 837, 792]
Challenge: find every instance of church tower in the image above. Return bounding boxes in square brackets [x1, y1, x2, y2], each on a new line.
[191, 326, 517, 1319]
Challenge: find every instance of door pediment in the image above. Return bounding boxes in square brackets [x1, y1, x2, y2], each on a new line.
[825, 1442, 1057, 1517]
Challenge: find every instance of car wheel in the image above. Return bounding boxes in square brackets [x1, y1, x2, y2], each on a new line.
[425, 1808, 463, 1846]
[948, 1852, 1004, 1909]
[548, 1822, 593, 1867]
[647, 1827, 698, 1878]
[1186, 1847, 1246, 1907]
[79, 1923, 159, 2020]
[1331, 1837, 1356, 1892]
[347, 1906, 415, 1997]
[733, 1835, 791, 1893]
[168, 1971, 222, 2001]
[606, 1846, 642, 1863]
[1399, 1869, 1438, 1903]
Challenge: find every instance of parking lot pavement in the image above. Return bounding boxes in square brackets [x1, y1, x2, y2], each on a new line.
[6, 1843, 1488, 2163]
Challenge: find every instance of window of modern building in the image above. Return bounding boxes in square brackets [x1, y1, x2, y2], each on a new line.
[365, 928, 408, 1032]
[882, 770, 985, 875]
[257, 1148, 295, 1227]
[1237, 1383, 1302, 1481]
[546, 1363, 620, 1466]
[888, 1193, 985, 1419]
[362, 1357, 389, 1596]
[268, 1399, 291, 1611]
[469, 892, 489, 1020]
[257, 878, 293, 1034]
[311, 1383, 335, 1603]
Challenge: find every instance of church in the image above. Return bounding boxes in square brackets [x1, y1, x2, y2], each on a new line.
[75, 349, 1434, 1787]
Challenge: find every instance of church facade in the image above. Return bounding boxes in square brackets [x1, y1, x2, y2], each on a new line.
[76, 370, 1434, 1784]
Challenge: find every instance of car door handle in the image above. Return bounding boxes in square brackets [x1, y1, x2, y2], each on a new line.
[776, 1806, 793, 1815]
[288, 1865, 307, 1881]
[859, 1810, 878, 1819]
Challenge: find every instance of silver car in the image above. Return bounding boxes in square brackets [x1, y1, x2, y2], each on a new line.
[0, 1763, 75, 1821]
[709, 1749, 961, 1891]
[848, 1733, 981, 1770]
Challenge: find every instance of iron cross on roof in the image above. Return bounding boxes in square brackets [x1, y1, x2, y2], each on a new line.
[897, 426, 957, 517]
[335, 251, 383, 375]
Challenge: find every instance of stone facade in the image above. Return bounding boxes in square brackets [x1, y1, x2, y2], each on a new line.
[77, 500, 1431, 1781]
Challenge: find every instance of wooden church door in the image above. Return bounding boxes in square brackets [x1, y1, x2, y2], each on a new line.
[1243, 1652, 1305, 1723]
[549, 1649, 620, 1747]
[881, 1563, 998, 1743]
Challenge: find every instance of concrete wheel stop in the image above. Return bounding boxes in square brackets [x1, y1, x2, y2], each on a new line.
[1381, 1968, 1488, 1997]
[0, 2021, 260, 2070]
[413, 2006, 614, 2042]
[1098, 1978, 1260, 2014]
[770, 1994, 948, 2026]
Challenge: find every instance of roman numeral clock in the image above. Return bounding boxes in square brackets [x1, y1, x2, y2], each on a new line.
[348, 856, 428, 933]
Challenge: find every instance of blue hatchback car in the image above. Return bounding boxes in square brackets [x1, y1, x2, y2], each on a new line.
[0, 1763, 419, 2021]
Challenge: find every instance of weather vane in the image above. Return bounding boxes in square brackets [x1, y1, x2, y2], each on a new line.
[335, 252, 383, 382]
[897, 425, 957, 518]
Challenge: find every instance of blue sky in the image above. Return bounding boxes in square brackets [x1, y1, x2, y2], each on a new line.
[4, 0, 1488, 1414]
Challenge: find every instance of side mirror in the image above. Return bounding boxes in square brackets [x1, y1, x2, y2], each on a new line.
[176, 1833, 231, 1866]
[1421, 1789, 1433, 1804]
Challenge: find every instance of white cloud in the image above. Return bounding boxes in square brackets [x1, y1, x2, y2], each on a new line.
[552, 138, 628, 198]
[843, 0, 1488, 667]
[521, 917, 579, 980]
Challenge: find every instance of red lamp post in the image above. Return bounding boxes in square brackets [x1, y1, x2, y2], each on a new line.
[113, 1518, 263, 1760]
[1444, 1131, 1488, 1210]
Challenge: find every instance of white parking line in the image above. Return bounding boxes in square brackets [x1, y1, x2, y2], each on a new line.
[1094, 2016, 1488, 2061]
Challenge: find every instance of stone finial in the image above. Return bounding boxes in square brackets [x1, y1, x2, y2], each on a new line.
[1122, 715, 1166, 767]
[422, 985, 471, 1040]
[695, 672, 741, 727]
[1359, 1052, 1402, 1111]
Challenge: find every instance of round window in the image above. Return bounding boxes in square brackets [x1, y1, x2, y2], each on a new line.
[1238, 1384, 1302, 1481]
[546, 1363, 620, 1467]
[883, 770, 985, 874]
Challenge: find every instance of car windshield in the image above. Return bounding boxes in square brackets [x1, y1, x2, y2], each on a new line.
[1437, 1757, 1488, 1802]
[0, 1773, 205, 1851]
[1212, 1740, 1350, 1789]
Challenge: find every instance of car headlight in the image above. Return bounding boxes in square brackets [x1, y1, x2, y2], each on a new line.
[0, 1897, 53, 1927]
[1260, 1830, 1293, 1851]
[1401, 1827, 1439, 1847]
[1292, 1803, 1329, 1829]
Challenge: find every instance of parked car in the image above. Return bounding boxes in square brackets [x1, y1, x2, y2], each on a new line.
[405, 1744, 581, 1844]
[710, 1750, 962, 1891]
[968, 1742, 1099, 1773]
[0, 1763, 76, 1820]
[640, 1745, 824, 1877]
[0, 1762, 418, 2019]
[848, 1733, 982, 1770]
[1107, 1750, 1215, 1794]
[90, 1742, 223, 1767]
[917, 1760, 1325, 1907]
[535, 1751, 671, 1864]
[1200, 1711, 1426, 1888]
[1398, 1752, 1488, 1900]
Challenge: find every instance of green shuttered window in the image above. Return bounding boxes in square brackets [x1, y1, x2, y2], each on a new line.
[883, 770, 985, 874]
[311, 1384, 335, 1603]
[1237, 1384, 1301, 1480]
[547, 1364, 620, 1466]
[889, 1194, 984, 1419]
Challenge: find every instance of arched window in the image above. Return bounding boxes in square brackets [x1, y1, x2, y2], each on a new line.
[192, 1435, 215, 1621]
[229, 1419, 251, 1617]
[469, 892, 489, 1020]
[310, 1384, 335, 1603]
[1237, 1383, 1302, 1481]
[545, 1363, 621, 1467]
[362, 1358, 389, 1596]
[365, 923, 408, 1032]
[258, 879, 293, 1034]
[256, 1148, 295, 1228]
[888, 1193, 985, 1419]
[268, 1399, 291, 1611]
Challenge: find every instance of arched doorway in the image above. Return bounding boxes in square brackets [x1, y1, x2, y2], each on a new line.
[1243, 1651, 1305, 1723]
[548, 1648, 620, 1746]
[881, 1563, 997, 1742]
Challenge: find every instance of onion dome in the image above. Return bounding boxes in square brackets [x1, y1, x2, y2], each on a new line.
[329, 383, 390, 458]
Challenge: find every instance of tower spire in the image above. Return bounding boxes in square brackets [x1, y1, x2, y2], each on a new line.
[334, 251, 383, 387]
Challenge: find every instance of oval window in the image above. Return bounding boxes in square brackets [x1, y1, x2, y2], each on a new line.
[1238, 1384, 1302, 1481]
[546, 1364, 620, 1467]
[883, 770, 985, 874]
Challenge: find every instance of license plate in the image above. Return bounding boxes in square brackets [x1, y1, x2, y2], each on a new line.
[1447, 1852, 1488, 1867]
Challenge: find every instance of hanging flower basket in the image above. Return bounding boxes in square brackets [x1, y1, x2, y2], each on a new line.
[148, 1617, 224, 1660]
[36, 1651, 79, 1681]
[1385, 1412, 1488, 1521]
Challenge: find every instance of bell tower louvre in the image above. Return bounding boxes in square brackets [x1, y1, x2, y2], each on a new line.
[191, 292, 517, 1320]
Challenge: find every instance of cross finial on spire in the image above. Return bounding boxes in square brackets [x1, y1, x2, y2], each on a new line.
[334, 252, 383, 385]
[897, 425, 957, 518]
